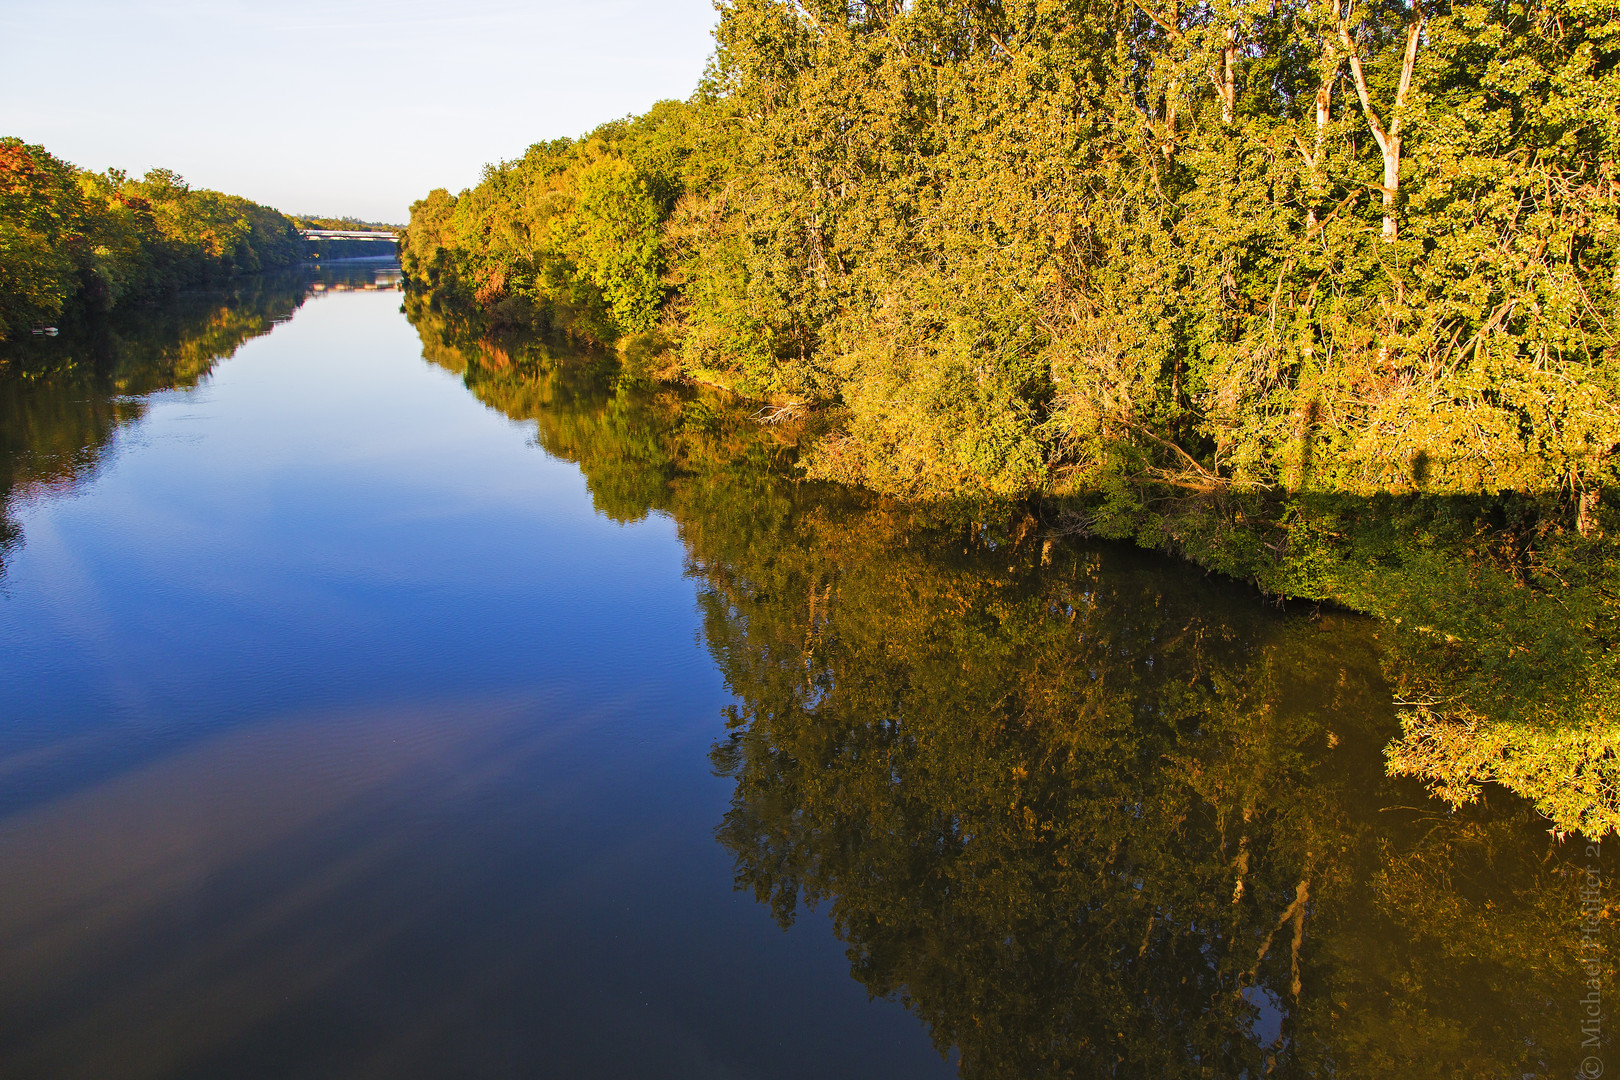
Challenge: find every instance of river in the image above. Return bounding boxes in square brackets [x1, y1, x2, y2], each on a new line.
[0, 262, 1599, 1079]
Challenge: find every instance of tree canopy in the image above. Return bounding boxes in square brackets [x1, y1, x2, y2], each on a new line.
[402, 0, 1619, 514]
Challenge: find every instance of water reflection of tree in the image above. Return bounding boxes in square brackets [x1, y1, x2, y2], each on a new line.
[700, 525, 1583, 1079]
[0, 271, 312, 574]
[409, 307, 1602, 1079]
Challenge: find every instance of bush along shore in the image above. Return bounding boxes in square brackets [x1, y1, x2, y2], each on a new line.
[0, 137, 307, 343]
[409, 0, 1614, 832]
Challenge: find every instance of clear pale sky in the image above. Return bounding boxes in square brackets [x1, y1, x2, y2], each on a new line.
[1, 0, 719, 223]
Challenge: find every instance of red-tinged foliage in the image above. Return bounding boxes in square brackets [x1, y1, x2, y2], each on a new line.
[0, 137, 303, 343]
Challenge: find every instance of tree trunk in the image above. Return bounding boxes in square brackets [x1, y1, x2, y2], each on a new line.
[1380, 141, 1401, 238]
[1338, 0, 1425, 241]
[1578, 484, 1602, 538]
[1305, 69, 1336, 231]
[1221, 29, 1237, 125]
[1163, 81, 1180, 160]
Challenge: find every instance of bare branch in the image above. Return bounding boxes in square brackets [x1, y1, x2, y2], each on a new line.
[1391, 9, 1426, 140]
[1134, 1, 1184, 39]
[1337, 1, 1391, 155]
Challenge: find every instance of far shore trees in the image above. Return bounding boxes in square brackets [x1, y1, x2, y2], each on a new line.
[0, 139, 303, 341]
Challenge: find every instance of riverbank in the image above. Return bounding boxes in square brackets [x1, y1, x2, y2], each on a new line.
[400, 2, 1616, 513]
[394, 0, 1618, 835]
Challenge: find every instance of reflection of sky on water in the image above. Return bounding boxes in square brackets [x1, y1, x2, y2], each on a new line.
[0, 698, 768, 1078]
[0, 291, 951, 1079]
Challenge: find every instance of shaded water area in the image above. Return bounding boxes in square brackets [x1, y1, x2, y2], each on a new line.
[0, 266, 1604, 1078]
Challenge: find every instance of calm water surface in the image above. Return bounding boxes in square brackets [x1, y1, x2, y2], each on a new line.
[0, 266, 1596, 1078]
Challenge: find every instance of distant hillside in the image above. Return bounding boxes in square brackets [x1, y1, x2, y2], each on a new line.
[292, 215, 401, 234]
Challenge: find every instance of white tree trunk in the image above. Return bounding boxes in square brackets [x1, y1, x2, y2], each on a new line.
[1338, 1, 1425, 242]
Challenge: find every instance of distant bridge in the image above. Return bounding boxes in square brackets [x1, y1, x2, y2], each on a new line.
[300, 229, 399, 241]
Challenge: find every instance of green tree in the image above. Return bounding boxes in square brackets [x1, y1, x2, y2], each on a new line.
[0, 140, 305, 341]
[0, 139, 86, 338]
[568, 155, 664, 334]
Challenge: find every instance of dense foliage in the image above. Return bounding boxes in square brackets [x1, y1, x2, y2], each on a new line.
[403, 311, 1604, 1074]
[0, 138, 304, 342]
[403, 0, 1619, 515]
[402, 0, 1620, 831]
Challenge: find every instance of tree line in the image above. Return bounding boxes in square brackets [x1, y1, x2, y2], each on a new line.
[291, 215, 401, 233]
[0, 138, 305, 342]
[401, 0, 1618, 533]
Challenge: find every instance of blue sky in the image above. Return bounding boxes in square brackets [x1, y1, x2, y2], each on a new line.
[1, 0, 719, 222]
